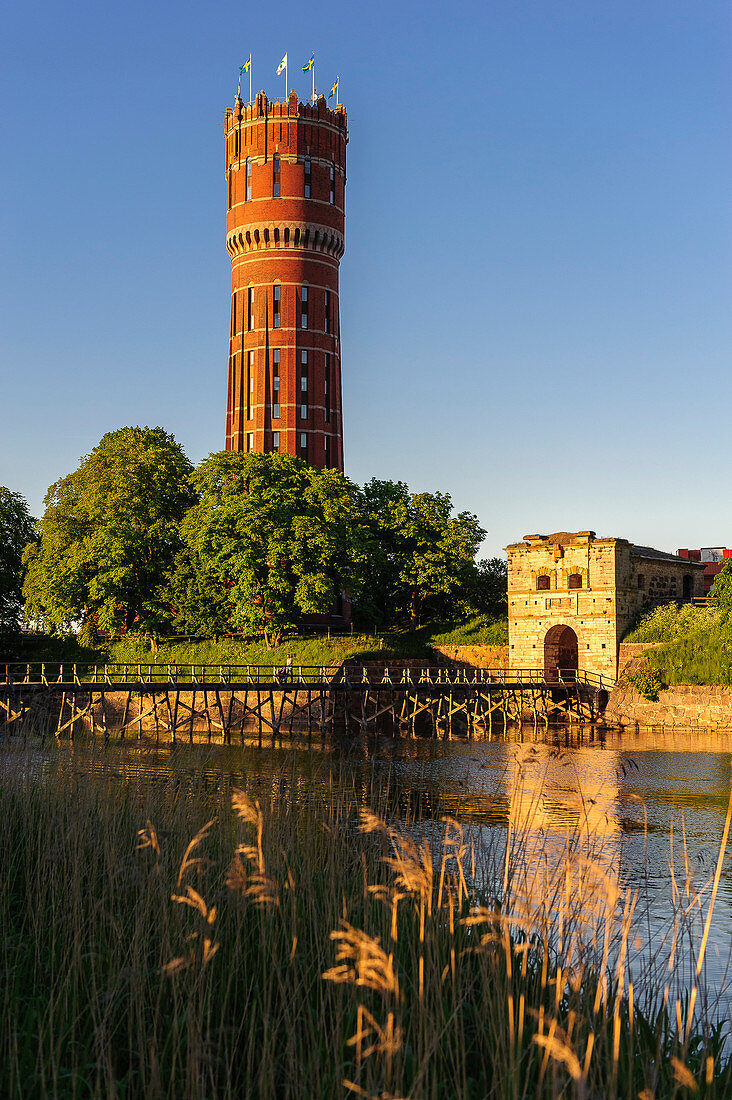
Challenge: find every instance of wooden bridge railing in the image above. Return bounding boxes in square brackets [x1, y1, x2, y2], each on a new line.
[0, 663, 616, 692]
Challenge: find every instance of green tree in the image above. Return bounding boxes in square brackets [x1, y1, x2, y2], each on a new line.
[0, 488, 36, 631]
[23, 427, 195, 642]
[354, 480, 486, 628]
[467, 557, 508, 616]
[711, 560, 732, 618]
[182, 451, 360, 647]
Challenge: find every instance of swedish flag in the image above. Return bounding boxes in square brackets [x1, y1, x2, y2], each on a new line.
[329, 76, 339, 99]
[302, 53, 314, 72]
[240, 58, 251, 74]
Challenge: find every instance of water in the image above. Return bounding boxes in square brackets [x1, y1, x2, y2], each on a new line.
[7, 726, 732, 1019]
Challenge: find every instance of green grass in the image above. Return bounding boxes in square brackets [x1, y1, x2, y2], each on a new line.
[2, 616, 509, 671]
[0, 745, 729, 1099]
[622, 603, 732, 686]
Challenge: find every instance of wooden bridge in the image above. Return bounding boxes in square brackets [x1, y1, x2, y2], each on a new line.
[0, 662, 615, 742]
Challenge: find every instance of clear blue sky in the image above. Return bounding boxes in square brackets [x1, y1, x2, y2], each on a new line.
[2, 0, 730, 557]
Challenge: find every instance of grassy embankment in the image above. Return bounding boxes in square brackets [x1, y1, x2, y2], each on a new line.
[0, 745, 730, 1099]
[623, 603, 732, 685]
[2, 613, 508, 669]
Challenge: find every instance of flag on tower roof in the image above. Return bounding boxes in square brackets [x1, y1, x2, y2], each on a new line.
[276, 53, 287, 75]
[329, 76, 339, 98]
[240, 58, 250, 74]
[302, 53, 314, 72]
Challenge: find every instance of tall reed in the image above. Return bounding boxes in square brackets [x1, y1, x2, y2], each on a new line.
[0, 743, 729, 1098]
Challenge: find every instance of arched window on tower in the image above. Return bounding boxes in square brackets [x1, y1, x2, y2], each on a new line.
[304, 156, 311, 198]
[245, 157, 251, 200]
[273, 154, 280, 197]
[329, 163, 335, 204]
[301, 286, 308, 329]
[273, 285, 281, 328]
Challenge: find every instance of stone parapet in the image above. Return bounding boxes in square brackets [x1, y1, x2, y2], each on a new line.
[605, 682, 732, 729]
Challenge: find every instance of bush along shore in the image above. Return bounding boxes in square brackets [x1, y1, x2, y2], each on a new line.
[0, 745, 730, 1099]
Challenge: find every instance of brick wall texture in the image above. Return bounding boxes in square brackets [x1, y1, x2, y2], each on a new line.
[224, 91, 347, 470]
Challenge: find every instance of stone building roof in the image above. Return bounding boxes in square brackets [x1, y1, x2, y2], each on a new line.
[630, 544, 705, 567]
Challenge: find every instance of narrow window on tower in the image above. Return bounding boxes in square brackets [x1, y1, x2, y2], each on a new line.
[272, 431, 280, 453]
[247, 433, 254, 452]
[324, 353, 331, 423]
[227, 170, 232, 210]
[248, 287, 255, 331]
[272, 350, 280, 418]
[329, 164, 335, 204]
[300, 351, 309, 419]
[301, 286, 308, 329]
[231, 292, 237, 338]
[246, 157, 252, 200]
[273, 154, 280, 197]
[300, 433, 308, 458]
[324, 435, 331, 467]
[304, 155, 311, 198]
[324, 290, 331, 333]
[247, 351, 254, 420]
[273, 284, 281, 329]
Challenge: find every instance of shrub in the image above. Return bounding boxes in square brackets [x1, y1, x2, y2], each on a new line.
[627, 667, 665, 701]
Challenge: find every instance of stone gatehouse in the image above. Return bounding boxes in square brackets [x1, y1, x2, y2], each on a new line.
[506, 531, 705, 679]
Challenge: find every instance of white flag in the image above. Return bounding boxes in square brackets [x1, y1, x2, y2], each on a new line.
[276, 53, 287, 75]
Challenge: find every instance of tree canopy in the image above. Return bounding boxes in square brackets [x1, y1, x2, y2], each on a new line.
[0, 487, 36, 631]
[181, 451, 361, 647]
[353, 479, 487, 628]
[23, 427, 195, 641]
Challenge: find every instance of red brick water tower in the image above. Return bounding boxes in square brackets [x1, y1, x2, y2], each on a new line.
[224, 90, 347, 469]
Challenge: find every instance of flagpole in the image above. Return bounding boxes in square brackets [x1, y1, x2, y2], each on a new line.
[312, 55, 316, 102]
[285, 55, 288, 97]
[249, 53, 252, 104]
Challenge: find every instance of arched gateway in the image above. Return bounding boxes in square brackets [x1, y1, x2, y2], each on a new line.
[506, 531, 706, 680]
[543, 625, 578, 682]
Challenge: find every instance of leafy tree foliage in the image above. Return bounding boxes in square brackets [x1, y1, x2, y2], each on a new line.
[467, 558, 508, 616]
[711, 561, 732, 618]
[23, 427, 195, 642]
[0, 487, 36, 631]
[181, 451, 360, 647]
[353, 479, 486, 628]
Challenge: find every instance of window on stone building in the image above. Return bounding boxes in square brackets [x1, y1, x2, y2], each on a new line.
[304, 156, 311, 198]
[325, 290, 331, 333]
[272, 431, 280, 452]
[246, 157, 252, 200]
[300, 403, 308, 419]
[300, 432, 308, 458]
[247, 432, 254, 452]
[537, 575, 550, 591]
[301, 286, 309, 329]
[637, 574, 645, 590]
[329, 163, 335, 204]
[273, 285, 281, 328]
[568, 573, 582, 589]
[273, 154, 280, 197]
[683, 574, 693, 600]
[324, 434, 331, 467]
